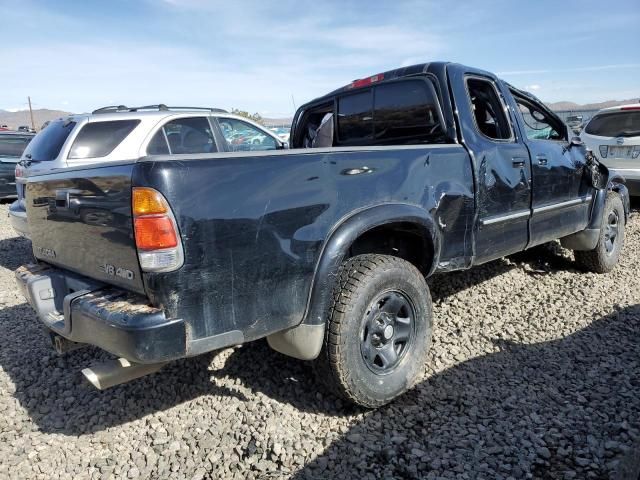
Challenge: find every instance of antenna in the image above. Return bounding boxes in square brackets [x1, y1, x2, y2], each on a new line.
[28, 96, 36, 131]
[291, 94, 297, 113]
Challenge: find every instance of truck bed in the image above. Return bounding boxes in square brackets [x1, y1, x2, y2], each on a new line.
[25, 145, 474, 349]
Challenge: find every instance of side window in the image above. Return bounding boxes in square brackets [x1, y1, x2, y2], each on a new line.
[337, 90, 373, 144]
[69, 120, 140, 159]
[147, 117, 217, 155]
[217, 118, 278, 151]
[374, 80, 442, 142]
[512, 94, 565, 141]
[334, 79, 445, 146]
[466, 77, 512, 141]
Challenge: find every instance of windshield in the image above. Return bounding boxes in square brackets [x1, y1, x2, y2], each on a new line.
[23, 119, 76, 161]
[584, 111, 640, 137]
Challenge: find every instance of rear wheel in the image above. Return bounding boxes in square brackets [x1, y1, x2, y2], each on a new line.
[574, 192, 625, 273]
[316, 254, 432, 408]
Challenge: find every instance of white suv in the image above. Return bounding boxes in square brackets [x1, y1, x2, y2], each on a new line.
[9, 105, 286, 238]
[580, 104, 640, 196]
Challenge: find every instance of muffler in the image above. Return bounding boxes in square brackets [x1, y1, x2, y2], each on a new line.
[82, 358, 166, 390]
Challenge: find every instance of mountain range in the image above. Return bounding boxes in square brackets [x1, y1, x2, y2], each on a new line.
[1, 98, 638, 130]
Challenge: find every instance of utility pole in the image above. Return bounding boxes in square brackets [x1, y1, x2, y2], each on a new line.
[28, 96, 36, 131]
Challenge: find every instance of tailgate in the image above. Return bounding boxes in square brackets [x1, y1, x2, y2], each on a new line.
[25, 162, 145, 294]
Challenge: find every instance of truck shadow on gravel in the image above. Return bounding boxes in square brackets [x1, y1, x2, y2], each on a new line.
[287, 304, 640, 480]
[0, 243, 620, 436]
[0, 235, 33, 271]
[4, 303, 636, 478]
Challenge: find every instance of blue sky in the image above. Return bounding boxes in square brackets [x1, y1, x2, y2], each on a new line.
[1, 0, 638, 116]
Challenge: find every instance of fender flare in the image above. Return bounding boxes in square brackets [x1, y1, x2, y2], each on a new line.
[267, 203, 440, 360]
[560, 177, 630, 251]
[607, 174, 630, 220]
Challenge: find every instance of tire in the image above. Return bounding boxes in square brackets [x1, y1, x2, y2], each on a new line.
[574, 192, 625, 273]
[315, 254, 433, 408]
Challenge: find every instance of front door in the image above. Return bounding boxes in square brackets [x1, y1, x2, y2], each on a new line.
[508, 90, 593, 246]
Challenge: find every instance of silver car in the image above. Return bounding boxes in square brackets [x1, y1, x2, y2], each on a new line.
[10, 105, 286, 238]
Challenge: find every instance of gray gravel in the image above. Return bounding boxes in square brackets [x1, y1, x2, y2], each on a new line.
[0, 200, 639, 480]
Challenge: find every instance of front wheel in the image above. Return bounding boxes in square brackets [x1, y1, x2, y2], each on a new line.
[316, 254, 432, 408]
[574, 192, 625, 273]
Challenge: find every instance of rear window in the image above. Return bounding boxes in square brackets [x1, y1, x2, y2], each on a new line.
[584, 111, 640, 137]
[336, 79, 443, 145]
[23, 119, 75, 161]
[338, 91, 373, 143]
[374, 81, 440, 142]
[69, 120, 140, 159]
[0, 135, 32, 158]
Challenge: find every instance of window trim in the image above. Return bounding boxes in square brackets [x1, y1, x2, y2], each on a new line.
[334, 75, 447, 146]
[464, 74, 515, 144]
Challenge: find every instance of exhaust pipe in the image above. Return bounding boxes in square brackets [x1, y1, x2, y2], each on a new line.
[82, 358, 166, 390]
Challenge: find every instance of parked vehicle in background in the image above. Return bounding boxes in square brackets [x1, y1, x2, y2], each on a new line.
[580, 104, 640, 196]
[9, 105, 286, 238]
[270, 126, 291, 143]
[17, 125, 34, 133]
[15, 63, 629, 408]
[0, 131, 33, 199]
[566, 114, 584, 134]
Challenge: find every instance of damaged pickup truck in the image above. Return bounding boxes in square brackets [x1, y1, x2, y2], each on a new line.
[16, 62, 629, 407]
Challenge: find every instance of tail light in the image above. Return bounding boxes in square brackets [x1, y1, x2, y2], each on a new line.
[15, 164, 23, 178]
[132, 187, 183, 272]
[599, 145, 608, 158]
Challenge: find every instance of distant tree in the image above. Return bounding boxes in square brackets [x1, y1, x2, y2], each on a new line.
[231, 108, 264, 125]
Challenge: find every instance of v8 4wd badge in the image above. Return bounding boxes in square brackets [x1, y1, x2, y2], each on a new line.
[99, 263, 134, 281]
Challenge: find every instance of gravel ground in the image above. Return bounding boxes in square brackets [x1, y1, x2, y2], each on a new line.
[0, 201, 639, 480]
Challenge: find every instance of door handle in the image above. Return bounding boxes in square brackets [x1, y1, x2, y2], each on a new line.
[536, 155, 548, 166]
[512, 158, 526, 168]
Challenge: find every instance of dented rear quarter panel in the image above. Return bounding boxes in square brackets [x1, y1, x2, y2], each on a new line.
[133, 145, 474, 343]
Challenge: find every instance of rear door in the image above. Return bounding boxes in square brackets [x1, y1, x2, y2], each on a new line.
[508, 90, 593, 246]
[448, 65, 532, 263]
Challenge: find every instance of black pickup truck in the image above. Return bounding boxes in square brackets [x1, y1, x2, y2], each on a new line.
[16, 62, 629, 407]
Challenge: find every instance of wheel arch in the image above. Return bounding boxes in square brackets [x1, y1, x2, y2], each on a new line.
[607, 174, 630, 220]
[267, 203, 440, 360]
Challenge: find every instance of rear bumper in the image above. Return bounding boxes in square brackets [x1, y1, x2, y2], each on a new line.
[8, 200, 30, 238]
[15, 263, 186, 363]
